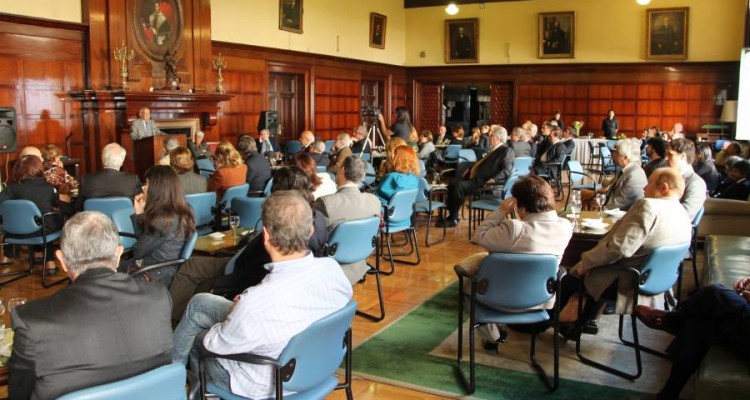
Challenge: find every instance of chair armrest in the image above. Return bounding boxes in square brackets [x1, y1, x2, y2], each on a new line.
[557, 268, 567, 282]
[40, 211, 62, 232]
[186, 369, 199, 400]
[130, 258, 186, 276]
[118, 232, 137, 239]
[454, 264, 474, 279]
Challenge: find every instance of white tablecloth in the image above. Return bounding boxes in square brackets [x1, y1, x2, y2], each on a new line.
[572, 138, 608, 164]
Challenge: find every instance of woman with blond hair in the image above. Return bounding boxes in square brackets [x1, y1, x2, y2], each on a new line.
[170, 146, 207, 195]
[376, 145, 421, 213]
[378, 136, 407, 177]
[207, 141, 247, 200]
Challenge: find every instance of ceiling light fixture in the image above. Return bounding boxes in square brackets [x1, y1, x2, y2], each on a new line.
[445, 3, 459, 15]
[636, 0, 652, 5]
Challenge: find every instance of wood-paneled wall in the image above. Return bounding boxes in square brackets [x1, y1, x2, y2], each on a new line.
[0, 14, 87, 167]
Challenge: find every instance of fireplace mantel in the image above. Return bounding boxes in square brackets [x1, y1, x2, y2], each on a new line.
[67, 90, 233, 173]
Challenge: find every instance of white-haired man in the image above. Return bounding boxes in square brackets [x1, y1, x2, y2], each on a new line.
[583, 138, 647, 211]
[158, 135, 180, 165]
[327, 132, 353, 175]
[9, 212, 173, 399]
[172, 191, 352, 399]
[75, 143, 141, 210]
[130, 107, 163, 141]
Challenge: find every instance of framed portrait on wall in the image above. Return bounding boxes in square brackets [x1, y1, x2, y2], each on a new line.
[134, 0, 183, 60]
[538, 12, 575, 59]
[279, 0, 303, 34]
[370, 13, 387, 49]
[445, 18, 478, 64]
[646, 7, 689, 60]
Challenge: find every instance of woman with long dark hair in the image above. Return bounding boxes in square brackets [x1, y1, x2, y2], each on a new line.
[126, 165, 195, 286]
[294, 153, 336, 199]
[377, 106, 413, 141]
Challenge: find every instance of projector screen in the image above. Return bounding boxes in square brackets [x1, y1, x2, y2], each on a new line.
[735, 48, 750, 140]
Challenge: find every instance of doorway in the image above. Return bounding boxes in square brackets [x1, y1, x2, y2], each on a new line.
[443, 84, 490, 133]
[268, 73, 305, 142]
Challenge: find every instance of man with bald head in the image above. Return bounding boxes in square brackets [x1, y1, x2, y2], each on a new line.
[299, 130, 315, 153]
[18, 146, 42, 161]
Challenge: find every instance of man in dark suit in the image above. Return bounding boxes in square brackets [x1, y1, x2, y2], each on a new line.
[256, 129, 280, 158]
[8, 211, 173, 399]
[533, 126, 567, 178]
[534, 122, 554, 165]
[438, 128, 515, 227]
[308, 140, 330, 167]
[718, 159, 750, 201]
[75, 143, 141, 211]
[562, 126, 577, 155]
[237, 136, 272, 193]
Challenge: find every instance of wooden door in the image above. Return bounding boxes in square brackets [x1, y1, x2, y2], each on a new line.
[269, 73, 304, 142]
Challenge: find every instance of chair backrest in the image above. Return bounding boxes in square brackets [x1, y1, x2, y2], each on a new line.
[324, 140, 336, 153]
[638, 242, 691, 296]
[358, 153, 372, 162]
[83, 197, 134, 220]
[385, 188, 418, 226]
[278, 301, 357, 393]
[444, 144, 462, 161]
[111, 208, 137, 249]
[325, 216, 380, 264]
[502, 174, 518, 199]
[180, 231, 199, 260]
[456, 149, 477, 178]
[474, 253, 559, 310]
[692, 206, 705, 227]
[231, 197, 265, 230]
[599, 145, 613, 167]
[196, 158, 215, 179]
[363, 162, 376, 187]
[285, 140, 303, 156]
[0, 199, 43, 235]
[513, 156, 533, 177]
[418, 159, 426, 177]
[222, 184, 250, 208]
[57, 363, 187, 400]
[263, 177, 274, 196]
[415, 176, 430, 203]
[186, 192, 217, 229]
[567, 160, 585, 184]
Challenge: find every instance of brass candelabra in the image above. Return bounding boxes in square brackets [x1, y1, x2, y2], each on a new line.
[212, 53, 227, 94]
[113, 41, 135, 91]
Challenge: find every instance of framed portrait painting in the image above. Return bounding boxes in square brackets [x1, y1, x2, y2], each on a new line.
[445, 18, 479, 64]
[646, 7, 689, 60]
[538, 12, 575, 59]
[279, 0, 303, 34]
[369, 13, 387, 49]
[134, 0, 183, 60]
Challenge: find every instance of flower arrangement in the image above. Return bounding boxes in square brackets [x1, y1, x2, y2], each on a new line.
[617, 133, 627, 139]
[572, 120, 584, 135]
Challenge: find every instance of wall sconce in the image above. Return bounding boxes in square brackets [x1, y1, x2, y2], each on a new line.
[445, 3, 459, 15]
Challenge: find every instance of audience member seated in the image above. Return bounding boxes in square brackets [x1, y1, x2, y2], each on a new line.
[439, 127, 515, 228]
[75, 143, 141, 210]
[236, 136, 272, 194]
[712, 155, 744, 197]
[694, 143, 720, 193]
[377, 137, 406, 178]
[533, 126, 567, 179]
[667, 122, 685, 140]
[327, 133, 354, 175]
[582, 138, 647, 211]
[533, 122, 554, 165]
[170, 146, 208, 195]
[417, 130, 436, 161]
[8, 211, 173, 399]
[562, 126, 577, 155]
[295, 153, 336, 199]
[525, 124, 538, 158]
[557, 169, 692, 339]
[41, 144, 78, 206]
[376, 145, 420, 209]
[208, 141, 247, 201]
[350, 125, 372, 155]
[406, 127, 420, 152]
[479, 124, 491, 151]
[120, 165, 195, 287]
[315, 156, 382, 283]
[434, 125, 450, 146]
[0, 154, 63, 273]
[457, 175, 572, 345]
[666, 138, 707, 220]
[510, 127, 531, 157]
[188, 130, 210, 160]
[715, 141, 742, 170]
[299, 130, 315, 153]
[171, 191, 352, 398]
[465, 127, 482, 149]
[169, 166, 329, 320]
[308, 140, 330, 167]
[157, 136, 178, 166]
[635, 279, 750, 400]
[256, 128, 280, 158]
[449, 126, 465, 146]
[643, 137, 668, 177]
[716, 159, 750, 201]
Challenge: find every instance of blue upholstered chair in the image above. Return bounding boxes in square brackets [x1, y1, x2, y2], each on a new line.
[186, 192, 217, 235]
[200, 301, 357, 400]
[83, 197, 134, 221]
[57, 363, 196, 400]
[221, 183, 250, 212]
[454, 253, 563, 394]
[414, 176, 447, 247]
[129, 230, 198, 288]
[512, 156, 533, 177]
[231, 197, 265, 230]
[325, 216, 383, 321]
[285, 140, 303, 157]
[324, 139, 336, 154]
[0, 200, 67, 288]
[467, 174, 517, 240]
[196, 158, 215, 179]
[574, 242, 692, 380]
[563, 160, 603, 210]
[687, 206, 706, 290]
[443, 144, 462, 168]
[379, 188, 419, 276]
[111, 208, 137, 251]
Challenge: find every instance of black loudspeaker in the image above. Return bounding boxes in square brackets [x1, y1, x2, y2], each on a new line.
[257, 110, 278, 137]
[0, 108, 17, 153]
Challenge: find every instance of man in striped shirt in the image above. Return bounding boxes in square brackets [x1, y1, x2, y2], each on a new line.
[172, 191, 352, 399]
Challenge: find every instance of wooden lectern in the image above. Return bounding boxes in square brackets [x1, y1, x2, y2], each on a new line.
[132, 133, 187, 179]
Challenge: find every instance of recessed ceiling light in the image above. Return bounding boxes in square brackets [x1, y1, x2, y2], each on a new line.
[446, 3, 459, 15]
[636, 0, 652, 5]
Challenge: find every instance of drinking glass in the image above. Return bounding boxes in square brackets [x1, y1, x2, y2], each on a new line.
[229, 215, 240, 238]
[595, 193, 607, 219]
[570, 198, 582, 227]
[8, 297, 26, 311]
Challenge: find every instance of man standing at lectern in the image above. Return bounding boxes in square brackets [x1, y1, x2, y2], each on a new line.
[130, 107, 163, 141]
